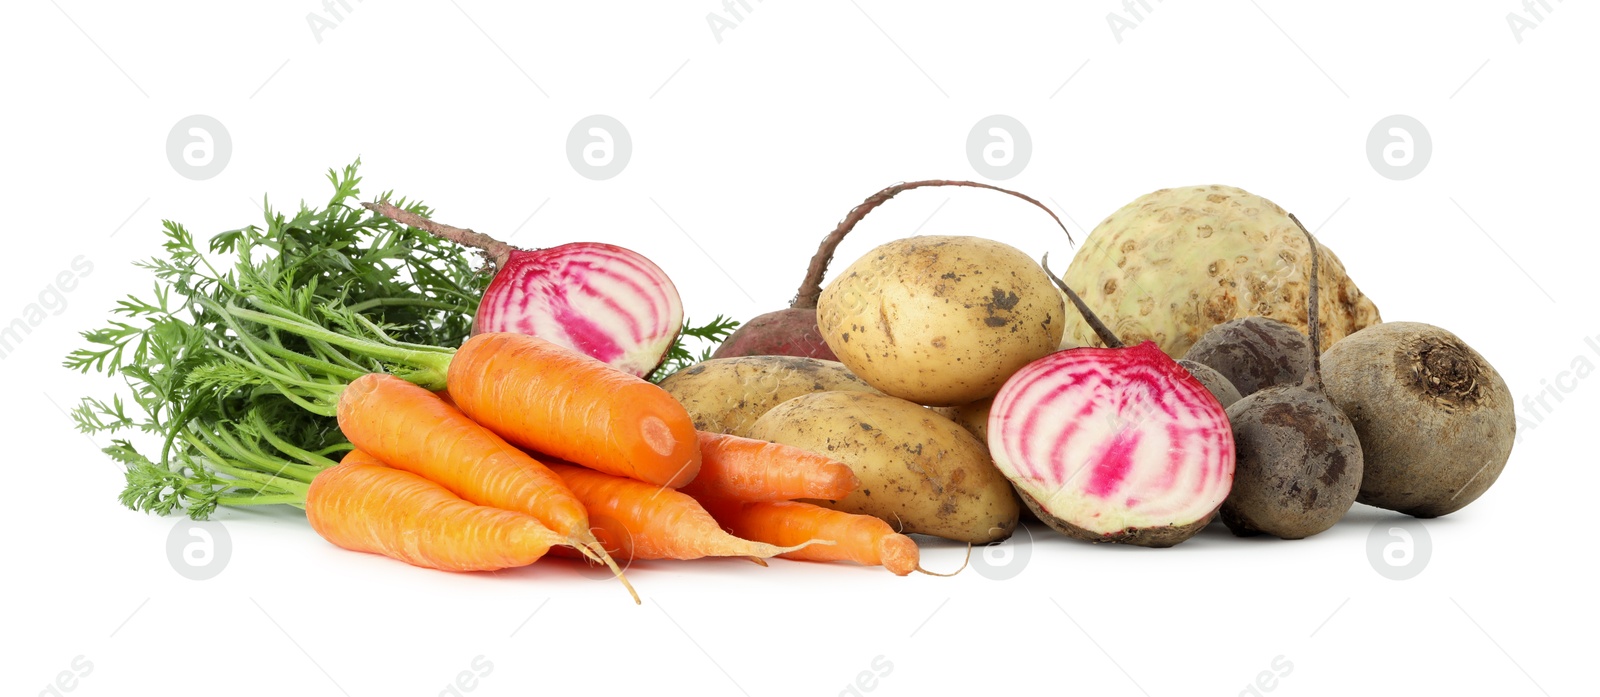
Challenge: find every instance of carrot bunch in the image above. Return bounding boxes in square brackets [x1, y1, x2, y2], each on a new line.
[679, 432, 930, 576]
[176, 305, 858, 598]
[77, 170, 940, 597]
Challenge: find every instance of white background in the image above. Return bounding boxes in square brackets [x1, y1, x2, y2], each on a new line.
[2, 1, 1593, 695]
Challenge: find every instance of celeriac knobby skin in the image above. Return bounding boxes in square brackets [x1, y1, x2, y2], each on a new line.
[750, 391, 1020, 544]
[988, 342, 1235, 548]
[1319, 322, 1515, 518]
[817, 235, 1066, 407]
[1217, 220, 1363, 540]
[1059, 185, 1381, 357]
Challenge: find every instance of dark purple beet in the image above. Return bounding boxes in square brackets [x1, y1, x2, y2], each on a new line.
[716, 181, 1073, 359]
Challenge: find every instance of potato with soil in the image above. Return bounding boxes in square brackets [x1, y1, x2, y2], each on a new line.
[817, 235, 1065, 406]
[1320, 322, 1515, 518]
[1059, 185, 1381, 357]
[658, 356, 879, 437]
[749, 391, 1019, 543]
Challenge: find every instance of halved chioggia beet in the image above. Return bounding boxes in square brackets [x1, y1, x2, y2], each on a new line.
[365, 202, 683, 377]
[986, 255, 1235, 547]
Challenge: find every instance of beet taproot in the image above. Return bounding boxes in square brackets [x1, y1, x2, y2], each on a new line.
[1219, 215, 1362, 539]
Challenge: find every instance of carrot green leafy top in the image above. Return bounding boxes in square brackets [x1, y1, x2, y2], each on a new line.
[66, 160, 487, 519]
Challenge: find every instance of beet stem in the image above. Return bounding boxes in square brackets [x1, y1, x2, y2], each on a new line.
[1288, 213, 1322, 389]
[792, 181, 1076, 310]
[1041, 253, 1122, 349]
[364, 201, 515, 270]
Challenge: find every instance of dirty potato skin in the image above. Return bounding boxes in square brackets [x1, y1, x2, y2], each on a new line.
[1320, 322, 1515, 518]
[749, 391, 1020, 543]
[817, 236, 1065, 407]
[658, 356, 879, 437]
[1059, 185, 1380, 357]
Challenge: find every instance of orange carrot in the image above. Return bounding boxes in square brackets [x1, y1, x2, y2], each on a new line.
[307, 452, 564, 572]
[337, 373, 635, 598]
[681, 431, 859, 503]
[708, 500, 920, 576]
[546, 462, 825, 561]
[446, 333, 701, 488]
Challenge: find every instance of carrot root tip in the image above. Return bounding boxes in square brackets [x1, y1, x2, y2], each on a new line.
[915, 543, 972, 578]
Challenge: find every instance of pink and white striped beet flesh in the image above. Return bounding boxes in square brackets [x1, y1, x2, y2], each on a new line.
[472, 243, 684, 378]
[988, 341, 1235, 547]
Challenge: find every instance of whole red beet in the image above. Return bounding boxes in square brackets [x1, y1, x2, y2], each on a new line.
[715, 180, 1072, 360]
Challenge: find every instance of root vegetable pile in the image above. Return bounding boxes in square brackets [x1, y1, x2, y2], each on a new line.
[987, 263, 1235, 547]
[1218, 217, 1363, 540]
[69, 163, 1519, 594]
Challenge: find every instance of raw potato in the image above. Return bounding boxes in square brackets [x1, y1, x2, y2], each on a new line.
[817, 235, 1065, 406]
[939, 397, 993, 443]
[658, 356, 878, 437]
[1059, 185, 1380, 357]
[750, 391, 1019, 543]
